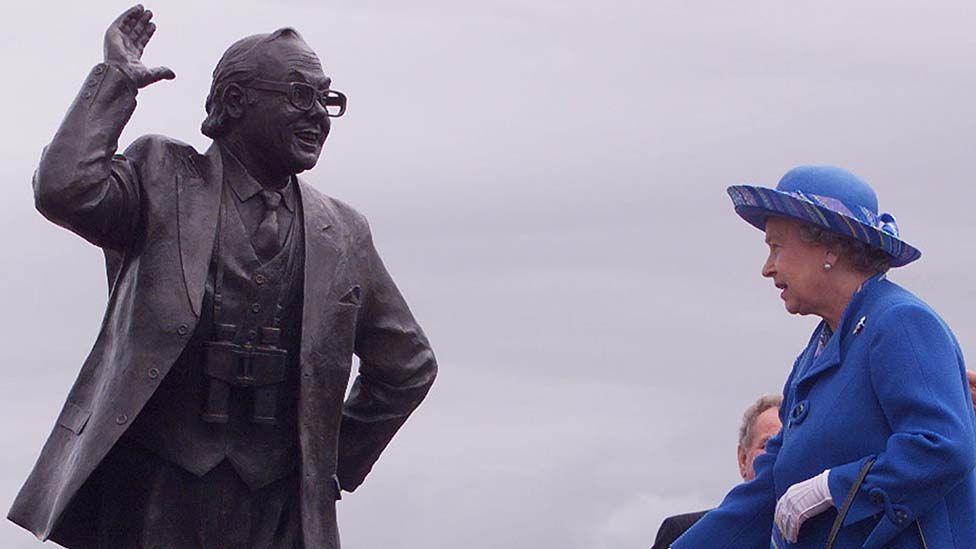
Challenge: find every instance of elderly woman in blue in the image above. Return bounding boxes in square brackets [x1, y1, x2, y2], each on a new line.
[673, 166, 976, 548]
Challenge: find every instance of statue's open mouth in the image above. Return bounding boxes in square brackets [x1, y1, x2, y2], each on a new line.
[295, 130, 320, 145]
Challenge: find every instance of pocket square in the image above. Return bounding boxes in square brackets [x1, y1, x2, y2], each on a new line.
[339, 285, 362, 306]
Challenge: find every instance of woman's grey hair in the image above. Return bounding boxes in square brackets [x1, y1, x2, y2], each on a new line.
[201, 28, 305, 139]
[738, 394, 783, 448]
[795, 220, 892, 275]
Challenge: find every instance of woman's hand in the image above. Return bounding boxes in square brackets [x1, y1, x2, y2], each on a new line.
[774, 470, 833, 543]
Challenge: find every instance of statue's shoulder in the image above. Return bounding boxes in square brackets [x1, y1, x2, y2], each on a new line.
[298, 181, 370, 236]
[121, 134, 201, 165]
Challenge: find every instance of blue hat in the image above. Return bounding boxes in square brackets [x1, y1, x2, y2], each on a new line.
[727, 166, 921, 267]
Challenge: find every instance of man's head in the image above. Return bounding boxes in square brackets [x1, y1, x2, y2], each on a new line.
[737, 394, 783, 481]
[202, 29, 343, 178]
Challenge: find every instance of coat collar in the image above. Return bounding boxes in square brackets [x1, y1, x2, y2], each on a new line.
[794, 273, 887, 388]
[179, 144, 223, 318]
[295, 178, 344, 369]
[295, 177, 341, 302]
[220, 146, 296, 212]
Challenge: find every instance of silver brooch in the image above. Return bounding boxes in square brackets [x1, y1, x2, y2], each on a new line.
[853, 316, 867, 335]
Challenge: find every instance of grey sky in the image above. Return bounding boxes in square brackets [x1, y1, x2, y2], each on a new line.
[2, 1, 976, 547]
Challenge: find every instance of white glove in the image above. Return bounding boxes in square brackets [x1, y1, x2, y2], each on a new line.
[774, 469, 833, 543]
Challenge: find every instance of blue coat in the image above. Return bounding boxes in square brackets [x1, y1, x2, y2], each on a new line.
[673, 276, 976, 548]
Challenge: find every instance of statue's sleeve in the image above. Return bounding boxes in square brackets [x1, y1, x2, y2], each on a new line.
[336, 219, 438, 491]
[32, 63, 142, 250]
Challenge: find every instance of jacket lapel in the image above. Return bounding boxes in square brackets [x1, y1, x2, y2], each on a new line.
[795, 325, 842, 388]
[298, 179, 342, 339]
[178, 144, 223, 317]
[794, 275, 884, 388]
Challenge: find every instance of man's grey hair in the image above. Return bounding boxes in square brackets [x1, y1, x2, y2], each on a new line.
[200, 27, 306, 139]
[738, 394, 783, 448]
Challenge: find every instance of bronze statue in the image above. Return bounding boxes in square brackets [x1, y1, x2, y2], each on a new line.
[8, 5, 437, 547]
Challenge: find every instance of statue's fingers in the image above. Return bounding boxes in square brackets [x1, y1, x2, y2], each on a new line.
[145, 66, 176, 85]
[138, 22, 156, 49]
[131, 9, 152, 38]
[116, 5, 144, 34]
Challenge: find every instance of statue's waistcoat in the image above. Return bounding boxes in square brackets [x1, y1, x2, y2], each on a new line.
[126, 180, 305, 490]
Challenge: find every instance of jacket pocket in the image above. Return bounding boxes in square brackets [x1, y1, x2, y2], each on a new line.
[56, 401, 91, 435]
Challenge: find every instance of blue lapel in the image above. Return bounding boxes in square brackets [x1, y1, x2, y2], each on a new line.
[794, 274, 886, 388]
[794, 323, 841, 388]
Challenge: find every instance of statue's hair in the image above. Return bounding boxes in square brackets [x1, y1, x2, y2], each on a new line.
[201, 28, 306, 139]
[738, 394, 782, 449]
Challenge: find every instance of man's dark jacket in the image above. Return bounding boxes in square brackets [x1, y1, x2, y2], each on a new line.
[651, 510, 708, 549]
[8, 63, 437, 548]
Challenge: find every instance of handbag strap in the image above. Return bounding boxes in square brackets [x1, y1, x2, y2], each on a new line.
[824, 457, 929, 548]
[825, 458, 875, 549]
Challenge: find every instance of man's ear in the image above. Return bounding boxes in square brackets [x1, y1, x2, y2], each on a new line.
[222, 83, 248, 120]
[737, 445, 748, 479]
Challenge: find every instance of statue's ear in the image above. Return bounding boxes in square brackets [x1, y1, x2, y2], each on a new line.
[222, 83, 247, 120]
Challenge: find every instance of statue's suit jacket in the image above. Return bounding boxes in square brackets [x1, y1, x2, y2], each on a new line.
[8, 63, 437, 549]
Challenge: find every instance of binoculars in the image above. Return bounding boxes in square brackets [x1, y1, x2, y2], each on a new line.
[202, 323, 288, 425]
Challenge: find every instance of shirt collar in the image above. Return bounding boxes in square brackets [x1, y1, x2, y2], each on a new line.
[219, 145, 295, 212]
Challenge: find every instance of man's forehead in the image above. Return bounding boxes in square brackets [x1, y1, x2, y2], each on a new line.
[254, 39, 329, 82]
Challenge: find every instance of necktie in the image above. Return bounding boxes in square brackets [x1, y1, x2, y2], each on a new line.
[254, 189, 283, 259]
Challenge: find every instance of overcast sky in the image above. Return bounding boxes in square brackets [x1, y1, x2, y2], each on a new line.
[3, 1, 976, 548]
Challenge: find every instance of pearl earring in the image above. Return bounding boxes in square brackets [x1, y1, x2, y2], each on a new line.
[824, 263, 832, 271]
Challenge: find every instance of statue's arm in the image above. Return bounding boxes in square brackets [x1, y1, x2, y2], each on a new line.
[33, 5, 174, 250]
[337, 219, 438, 492]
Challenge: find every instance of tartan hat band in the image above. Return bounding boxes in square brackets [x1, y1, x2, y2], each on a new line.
[727, 166, 921, 268]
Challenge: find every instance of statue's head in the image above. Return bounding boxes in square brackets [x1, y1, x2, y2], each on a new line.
[201, 29, 346, 176]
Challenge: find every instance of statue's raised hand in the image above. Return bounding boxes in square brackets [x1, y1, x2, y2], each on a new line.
[104, 5, 175, 88]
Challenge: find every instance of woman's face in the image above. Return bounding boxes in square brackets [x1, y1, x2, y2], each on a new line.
[761, 216, 831, 317]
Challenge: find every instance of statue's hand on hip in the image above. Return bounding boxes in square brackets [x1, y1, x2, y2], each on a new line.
[103, 5, 175, 88]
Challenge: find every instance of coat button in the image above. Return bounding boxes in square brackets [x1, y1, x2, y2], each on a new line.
[115, 414, 128, 425]
[251, 303, 261, 313]
[789, 400, 810, 426]
[87, 78, 98, 87]
[177, 324, 189, 336]
[82, 91, 92, 99]
[255, 274, 267, 285]
[148, 367, 160, 379]
[93, 65, 105, 74]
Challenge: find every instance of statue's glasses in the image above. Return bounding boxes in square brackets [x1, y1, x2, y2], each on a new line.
[247, 79, 347, 117]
